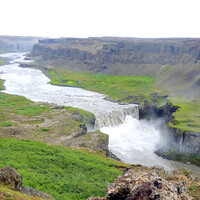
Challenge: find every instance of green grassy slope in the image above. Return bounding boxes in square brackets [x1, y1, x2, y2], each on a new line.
[169, 97, 200, 133]
[48, 69, 157, 101]
[0, 138, 124, 200]
[0, 186, 49, 200]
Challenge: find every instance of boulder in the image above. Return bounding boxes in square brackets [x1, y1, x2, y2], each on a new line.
[0, 166, 22, 190]
[21, 186, 55, 200]
[89, 168, 191, 200]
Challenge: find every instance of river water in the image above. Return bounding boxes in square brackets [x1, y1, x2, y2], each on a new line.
[0, 52, 199, 174]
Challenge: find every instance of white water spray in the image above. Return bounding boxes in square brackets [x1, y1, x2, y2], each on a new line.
[101, 116, 162, 166]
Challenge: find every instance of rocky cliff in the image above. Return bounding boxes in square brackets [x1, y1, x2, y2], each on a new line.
[31, 37, 200, 73]
[0, 36, 42, 53]
[140, 100, 200, 164]
[32, 37, 200, 66]
[31, 37, 200, 96]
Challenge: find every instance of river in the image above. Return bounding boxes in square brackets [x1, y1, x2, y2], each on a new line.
[0, 52, 199, 174]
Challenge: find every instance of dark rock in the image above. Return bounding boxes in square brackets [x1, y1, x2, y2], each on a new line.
[153, 179, 162, 189]
[51, 106, 65, 109]
[126, 182, 160, 200]
[0, 166, 55, 199]
[79, 124, 87, 133]
[21, 186, 55, 200]
[0, 166, 22, 190]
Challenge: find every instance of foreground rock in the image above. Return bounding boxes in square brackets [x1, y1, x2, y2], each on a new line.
[88, 167, 196, 200]
[0, 166, 54, 200]
[0, 166, 22, 190]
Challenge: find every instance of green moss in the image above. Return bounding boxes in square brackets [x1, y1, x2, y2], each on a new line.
[0, 138, 123, 200]
[0, 79, 5, 90]
[189, 185, 197, 191]
[0, 122, 15, 127]
[182, 170, 190, 175]
[39, 127, 51, 131]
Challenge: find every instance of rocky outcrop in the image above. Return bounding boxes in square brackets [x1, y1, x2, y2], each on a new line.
[139, 100, 200, 159]
[88, 168, 192, 200]
[0, 166, 22, 190]
[31, 37, 200, 67]
[0, 166, 54, 199]
[162, 126, 200, 155]
[21, 186, 55, 200]
[156, 102, 200, 156]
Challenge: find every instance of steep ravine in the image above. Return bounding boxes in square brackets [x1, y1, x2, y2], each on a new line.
[139, 101, 200, 166]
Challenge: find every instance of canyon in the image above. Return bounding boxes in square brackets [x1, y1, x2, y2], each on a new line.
[0, 37, 200, 199]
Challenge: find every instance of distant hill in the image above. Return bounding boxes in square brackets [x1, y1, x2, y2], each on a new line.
[31, 37, 200, 97]
[0, 35, 43, 53]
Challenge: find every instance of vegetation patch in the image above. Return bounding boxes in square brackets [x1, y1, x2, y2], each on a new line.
[0, 138, 124, 200]
[15, 105, 50, 117]
[48, 69, 157, 102]
[169, 97, 200, 132]
[39, 127, 51, 131]
[0, 121, 15, 127]
[0, 59, 5, 65]
[0, 78, 50, 124]
[0, 79, 5, 90]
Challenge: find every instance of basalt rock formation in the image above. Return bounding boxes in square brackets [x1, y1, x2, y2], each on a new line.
[88, 167, 199, 200]
[32, 37, 200, 66]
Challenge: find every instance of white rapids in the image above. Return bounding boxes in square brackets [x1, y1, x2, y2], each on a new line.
[0, 52, 200, 174]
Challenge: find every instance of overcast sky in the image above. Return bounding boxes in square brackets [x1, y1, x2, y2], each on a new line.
[0, 0, 200, 38]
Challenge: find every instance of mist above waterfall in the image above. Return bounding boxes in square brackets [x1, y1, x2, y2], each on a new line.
[100, 116, 163, 166]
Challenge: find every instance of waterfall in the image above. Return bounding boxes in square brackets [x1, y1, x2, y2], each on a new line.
[94, 105, 139, 129]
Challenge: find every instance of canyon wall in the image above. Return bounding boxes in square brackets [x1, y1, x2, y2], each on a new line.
[0, 36, 42, 53]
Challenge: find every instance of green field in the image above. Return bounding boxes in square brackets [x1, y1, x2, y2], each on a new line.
[0, 92, 50, 124]
[48, 69, 157, 101]
[169, 97, 200, 133]
[0, 138, 124, 200]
